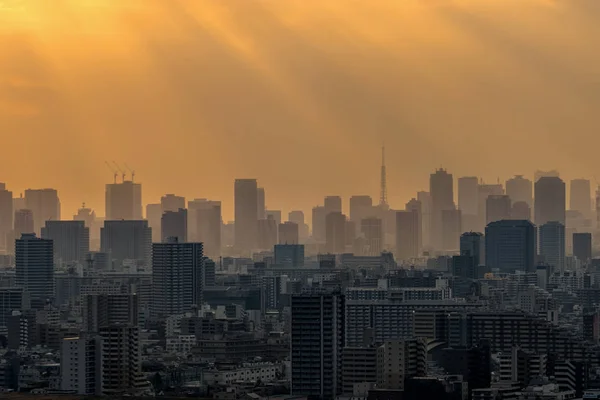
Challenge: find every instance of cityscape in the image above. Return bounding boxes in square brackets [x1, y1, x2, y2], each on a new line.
[5, 1, 600, 400]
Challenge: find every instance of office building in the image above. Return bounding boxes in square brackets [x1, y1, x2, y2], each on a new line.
[535, 176, 566, 225]
[485, 220, 536, 273]
[83, 293, 139, 332]
[486, 195, 511, 224]
[539, 221, 565, 273]
[535, 170, 560, 182]
[511, 201, 531, 221]
[361, 217, 383, 256]
[60, 335, 102, 395]
[325, 196, 343, 214]
[458, 176, 479, 232]
[506, 175, 533, 207]
[41, 220, 89, 265]
[396, 210, 420, 260]
[571, 179, 592, 219]
[15, 233, 54, 309]
[417, 191, 431, 248]
[145, 203, 162, 243]
[235, 179, 259, 252]
[266, 209, 282, 226]
[101, 220, 152, 268]
[258, 216, 278, 250]
[73, 203, 100, 251]
[0, 184, 12, 251]
[9, 209, 34, 252]
[161, 208, 187, 242]
[0, 287, 28, 333]
[291, 291, 345, 399]
[151, 239, 204, 318]
[257, 187, 266, 220]
[442, 209, 461, 251]
[326, 212, 347, 254]
[573, 232, 592, 264]
[160, 194, 185, 213]
[349, 195, 373, 228]
[105, 181, 142, 221]
[312, 205, 327, 242]
[460, 232, 485, 266]
[279, 221, 299, 244]
[188, 199, 222, 258]
[477, 183, 504, 231]
[430, 169, 454, 250]
[274, 244, 304, 267]
[288, 210, 309, 242]
[376, 339, 427, 390]
[24, 188, 61, 234]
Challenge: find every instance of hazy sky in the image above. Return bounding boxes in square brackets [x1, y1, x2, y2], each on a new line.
[2, 0, 600, 219]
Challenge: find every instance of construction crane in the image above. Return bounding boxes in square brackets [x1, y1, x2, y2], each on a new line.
[124, 163, 135, 183]
[112, 161, 126, 183]
[105, 161, 117, 184]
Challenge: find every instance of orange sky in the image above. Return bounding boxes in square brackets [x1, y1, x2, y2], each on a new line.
[1, 0, 600, 220]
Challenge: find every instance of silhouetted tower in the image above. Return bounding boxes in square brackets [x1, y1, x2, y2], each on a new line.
[379, 145, 388, 208]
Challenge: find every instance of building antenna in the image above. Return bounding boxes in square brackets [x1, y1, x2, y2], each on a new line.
[379, 144, 388, 207]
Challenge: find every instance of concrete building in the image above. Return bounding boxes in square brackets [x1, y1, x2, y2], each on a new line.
[361, 217, 383, 256]
[24, 188, 61, 235]
[278, 221, 299, 245]
[376, 339, 427, 390]
[486, 195, 512, 225]
[430, 169, 454, 250]
[341, 347, 377, 394]
[535, 177, 566, 226]
[60, 335, 102, 395]
[0, 183, 13, 251]
[41, 220, 89, 265]
[573, 232, 592, 264]
[396, 210, 420, 260]
[145, 203, 162, 243]
[101, 220, 151, 269]
[160, 194, 185, 213]
[274, 244, 304, 267]
[539, 222, 565, 273]
[188, 199, 222, 258]
[506, 175, 533, 207]
[15, 233, 54, 309]
[570, 178, 592, 219]
[460, 232, 485, 266]
[326, 212, 347, 254]
[235, 179, 259, 253]
[161, 208, 187, 243]
[258, 216, 278, 250]
[83, 293, 139, 332]
[105, 181, 142, 221]
[485, 220, 536, 273]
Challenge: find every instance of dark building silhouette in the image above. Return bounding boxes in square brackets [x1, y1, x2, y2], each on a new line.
[485, 220, 536, 273]
[326, 212, 347, 254]
[534, 176, 566, 226]
[234, 179, 258, 253]
[573, 232, 592, 265]
[161, 208, 187, 243]
[16, 233, 54, 309]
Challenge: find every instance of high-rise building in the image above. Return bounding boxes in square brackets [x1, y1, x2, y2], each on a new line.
[535, 170, 560, 182]
[442, 209, 462, 251]
[266, 210, 282, 226]
[460, 232, 485, 266]
[361, 217, 383, 256]
[312, 205, 327, 242]
[289, 210, 309, 243]
[477, 183, 504, 231]
[376, 339, 427, 390]
[9, 209, 34, 254]
[258, 216, 278, 250]
[486, 195, 512, 224]
[417, 191, 431, 249]
[60, 335, 102, 395]
[279, 221, 299, 244]
[539, 221, 565, 273]
[430, 169, 454, 250]
[396, 210, 420, 260]
[349, 196, 373, 227]
[105, 181, 142, 221]
[326, 212, 347, 254]
[274, 244, 304, 267]
[15, 233, 54, 309]
[41, 221, 89, 265]
[234, 179, 258, 253]
[0, 183, 13, 251]
[151, 238, 204, 318]
[485, 220, 536, 273]
[257, 187, 266, 220]
[145, 203, 162, 243]
[101, 220, 152, 268]
[160, 194, 185, 213]
[0, 287, 28, 333]
[73, 203, 100, 251]
[511, 201, 531, 221]
[24, 188, 61, 235]
[188, 199, 221, 258]
[506, 175, 533, 207]
[291, 291, 345, 399]
[13, 194, 25, 213]
[535, 177, 566, 226]
[458, 176, 479, 216]
[161, 208, 187, 242]
[570, 179, 592, 218]
[573, 233, 592, 264]
[83, 293, 139, 332]
[325, 196, 343, 214]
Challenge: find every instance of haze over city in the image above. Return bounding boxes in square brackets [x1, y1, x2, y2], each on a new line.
[3, 0, 600, 218]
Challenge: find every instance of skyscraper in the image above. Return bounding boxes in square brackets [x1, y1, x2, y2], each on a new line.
[325, 196, 343, 215]
[312, 205, 327, 242]
[234, 179, 258, 253]
[326, 212, 347, 254]
[24, 188, 61, 234]
[442, 209, 462, 251]
[485, 220, 536, 273]
[396, 210, 420, 260]
[361, 217, 383, 256]
[257, 187, 266, 220]
[0, 183, 13, 251]
[14, 209, 34, 236]
[458, 176, 479, 232]
[535, 177, 566, 226]
[145, 203, 162, 243]
[266, 209, 283, 226]
[104, 181, 142, 221]
[160, 194, 185, 213]
[417, 191, 431, 249]
[275, 244, 304, 267]
[573, 233, 592, 264]
[430, 169, 454, 250]
[291, 291, 345, 399]
[279, 221, 299, 244]
[511, 201, 531, 221]
[349, 196, 373, 226]
[570, 179, 592, 218]
[460, 232, 485, 266]
[151, 238, 204, 318]
[486, 195, 512, 224]
[188, 199, 222, 258]
[288, 210, 309, 243]
[73, 203, 100, 251]
[539, 221, 565, 273]
[506, 175, 533, 207]
[534, 170, 560, 182]
[101, 220, 152, 268]
[41, 220, 89, 265]
[161, 208, 187, 242]
[16, 233, 54, 309]
[477, 183, 504, 231]
[258, 216, 278, 250]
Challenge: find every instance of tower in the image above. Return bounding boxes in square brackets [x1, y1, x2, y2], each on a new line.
[379, 145, 388, 208]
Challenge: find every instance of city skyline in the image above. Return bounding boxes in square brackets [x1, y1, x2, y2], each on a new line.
[3, 1, 600, 218]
